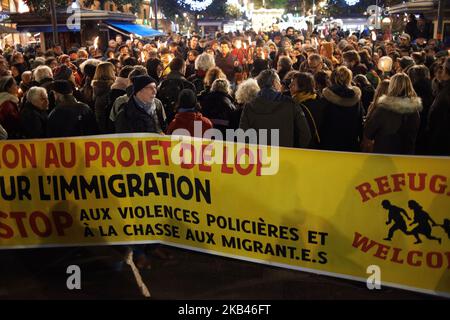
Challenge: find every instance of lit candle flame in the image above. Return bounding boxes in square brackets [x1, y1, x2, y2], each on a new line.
[94, 36, 99, 50]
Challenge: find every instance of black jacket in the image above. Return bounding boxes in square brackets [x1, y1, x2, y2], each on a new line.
[187, 72, 206, 95]
[295, 97, 325, 149]
[200, 91, 237, 136]
[321, 85, 364, 152]
[240, 88, 311, 148]
[19, 102, 48, 139]
[92, 80, 114, 134]
[47, 95, 98, 138]
[413, 79, 434, 154]
[115, 96, 166, 134]
[426, 80, 450, 155]
[365, 96, 422, 155]
[157, 71, 195, 123]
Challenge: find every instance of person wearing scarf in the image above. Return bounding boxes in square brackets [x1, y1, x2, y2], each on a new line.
[290, 72, 324, 149]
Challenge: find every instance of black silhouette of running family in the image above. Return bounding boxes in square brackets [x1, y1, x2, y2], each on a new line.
[381, 200, 449, 244]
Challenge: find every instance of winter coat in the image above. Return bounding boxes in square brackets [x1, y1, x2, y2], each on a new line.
[92, 79, 114, 133]
[157, 71, 196, 123]
[80, 76, 94, 109]
[359, 84, 375, 114]
[115, 96, 166, 134]
[413, 79, 434, 154]
[166, 110, 213, 136]
[109, 91, 130, 123]
[321, 85, 364, 152]
[47, 95, 98, 138]
[239, 87, 311, 148]
[426, 80, 450, 155]
[19, 102, 48, 139]
[364, 95, 422, 155]
[200, 90, 237, 136]
[187, 71, 206, 95]
[0, 92, 20, 139]
[293, 96, 325, 149]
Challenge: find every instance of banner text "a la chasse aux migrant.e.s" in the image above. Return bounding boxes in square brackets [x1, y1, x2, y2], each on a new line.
[0, 135, 449, 298]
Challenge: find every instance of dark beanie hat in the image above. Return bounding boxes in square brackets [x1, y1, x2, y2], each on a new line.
[399, 56, 414, 70]
[53, 64, 73, 81]
[177, 89, 197, 109]
[52, 80, 73, 94]
[131, 75, 156, 95]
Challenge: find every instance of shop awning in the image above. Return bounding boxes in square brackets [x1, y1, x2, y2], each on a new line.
[105, 21, 164, 37]
[0, 25, 19, 34]
[16, 25, 80, 33]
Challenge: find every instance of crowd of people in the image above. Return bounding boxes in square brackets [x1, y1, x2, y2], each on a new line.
[0, 25, 449, 156]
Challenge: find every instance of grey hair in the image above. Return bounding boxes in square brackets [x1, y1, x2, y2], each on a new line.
[211, 78, 231, 95]
[337, 39, 349, 51]
[277, 55, 292, 70]
[33, 65, 53, 83]
[79, 58, 101, 75]
[26, 86, 47, 105]
[195, 52, 215, 72]
[235, 78, 260, 105]
[256, 69, 280, 89]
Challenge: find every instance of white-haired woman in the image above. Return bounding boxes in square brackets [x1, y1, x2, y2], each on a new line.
[234, 78, 260, 130]
[32, 65, 55, 111]
[200, 78, 237, 136]
[188, 52, 216, 94]
[235, 78, 260, 106]
[364, 73, 422, 154]
[19, 87, 49, 139]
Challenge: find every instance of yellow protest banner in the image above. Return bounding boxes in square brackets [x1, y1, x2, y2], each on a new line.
[0, 134, 448, 297]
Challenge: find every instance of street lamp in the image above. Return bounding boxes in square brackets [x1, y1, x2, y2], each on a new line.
[378, 56, 393, 78]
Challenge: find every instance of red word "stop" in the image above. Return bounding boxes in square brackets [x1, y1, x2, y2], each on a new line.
[0, 211, 73, 239]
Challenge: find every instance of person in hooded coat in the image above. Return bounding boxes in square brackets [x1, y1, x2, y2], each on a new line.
[364, 73, 422, 155]
[239, 69, 311, 148]
[321, 66, 364, 152]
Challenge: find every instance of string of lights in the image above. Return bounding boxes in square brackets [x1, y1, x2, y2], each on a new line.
[177, 0, 214, 11]
[344, 0, 360, 5]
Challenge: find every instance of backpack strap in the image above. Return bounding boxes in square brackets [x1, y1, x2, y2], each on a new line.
[300, 103, 320, 144]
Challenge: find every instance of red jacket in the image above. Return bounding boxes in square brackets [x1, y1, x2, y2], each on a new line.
[0, 93, 20, 138]
[166, 111, 213, 137]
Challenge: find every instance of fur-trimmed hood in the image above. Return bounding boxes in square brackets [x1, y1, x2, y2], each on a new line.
[0, 92, 19, 106]
[323, 85, 362, 107]
[377, 95, 423, 114]
[111, 77, 128, 91]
